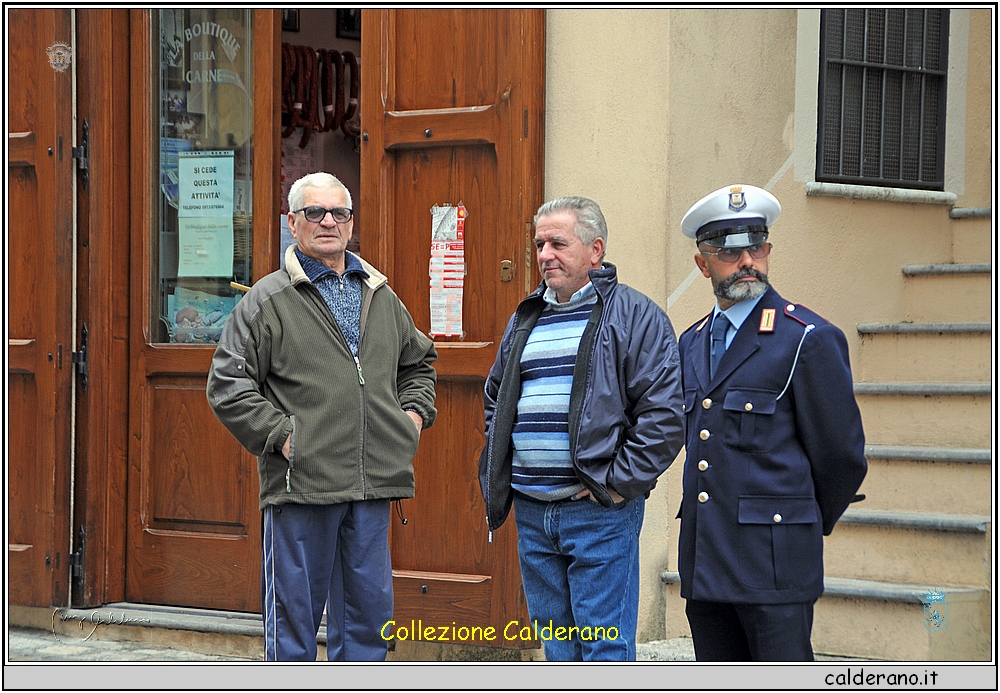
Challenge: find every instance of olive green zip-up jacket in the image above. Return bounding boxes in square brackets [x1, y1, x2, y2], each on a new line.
[207, 246, 437, 509]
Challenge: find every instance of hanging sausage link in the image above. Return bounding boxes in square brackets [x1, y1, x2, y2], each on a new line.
[341, 50, 360, 138]
[299, 44, 321, 148]
[280, 44, 359, 147]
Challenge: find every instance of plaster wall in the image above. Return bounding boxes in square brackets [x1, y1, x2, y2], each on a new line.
[545, 7, 993, 644]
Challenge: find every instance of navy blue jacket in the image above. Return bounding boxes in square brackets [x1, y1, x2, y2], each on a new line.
[677, 286, 866, 604]
[479, 263, 685, 531]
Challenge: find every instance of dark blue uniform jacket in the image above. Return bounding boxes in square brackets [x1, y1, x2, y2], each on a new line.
[677, 286, 866, 604]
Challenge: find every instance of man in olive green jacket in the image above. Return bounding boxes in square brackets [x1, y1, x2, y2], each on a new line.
[207, 172, 437, 661]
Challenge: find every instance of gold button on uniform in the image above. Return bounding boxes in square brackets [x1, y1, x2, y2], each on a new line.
[697, 460, 709, 471]
[702, 398, 712, 409]
[745, 402, 753, 411]
[699, 429, 710, 440]
[773, 513, 782, 523]
[698, 492, 709, 503]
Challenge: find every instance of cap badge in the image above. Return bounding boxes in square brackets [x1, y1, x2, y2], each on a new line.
[728, 186, 746, 212]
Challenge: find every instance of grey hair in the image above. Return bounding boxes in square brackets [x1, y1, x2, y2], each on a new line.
[534, 196, 608, 252]
[288, 172, 352, 212]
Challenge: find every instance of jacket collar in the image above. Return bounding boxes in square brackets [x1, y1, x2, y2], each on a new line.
[693, 284, 782, 391]
[284, 244, 387, 291]
[525, 262, 619, 305]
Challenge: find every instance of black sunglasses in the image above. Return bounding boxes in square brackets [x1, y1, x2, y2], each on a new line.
[293, 206, 353, 223]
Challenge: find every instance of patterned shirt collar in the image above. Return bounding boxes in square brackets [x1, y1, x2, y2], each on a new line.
[295, 248, 369, 283]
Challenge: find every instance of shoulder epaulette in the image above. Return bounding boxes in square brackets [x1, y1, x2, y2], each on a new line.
[782, 301, 830, 328]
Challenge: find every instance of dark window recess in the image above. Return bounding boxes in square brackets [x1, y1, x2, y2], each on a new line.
[817, 9, 949, 190]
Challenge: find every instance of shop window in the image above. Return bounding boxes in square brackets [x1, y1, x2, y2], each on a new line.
[817, 9, 949, 190]
[152, 9, 253, 344]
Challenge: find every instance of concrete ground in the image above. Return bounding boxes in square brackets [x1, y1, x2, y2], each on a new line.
[7, 600, 863, 663]
[7, 624, 695, 662]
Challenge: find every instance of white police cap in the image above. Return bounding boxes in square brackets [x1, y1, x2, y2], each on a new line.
[681, 184, 781, 247]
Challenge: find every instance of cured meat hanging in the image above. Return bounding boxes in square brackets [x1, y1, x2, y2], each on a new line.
[280, 42, 360, 148]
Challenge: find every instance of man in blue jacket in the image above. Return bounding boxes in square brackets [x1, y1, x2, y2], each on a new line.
[479, 196, 685, 660]
[676, 184, 867, 661]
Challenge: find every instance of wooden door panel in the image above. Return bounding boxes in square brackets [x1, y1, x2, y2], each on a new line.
[148, 378, 249, 530]
[363, 9, 544, 646]
[393, 570, 492, 624]
[392, 11, 499, 110]
[389, 145, 499, 339]
[7, 8, 75, 608]
[393, 381, 489, 574]
[7, 373, 44, 605]
[124, 9, 280, 613]
[126, 367, 256, 609]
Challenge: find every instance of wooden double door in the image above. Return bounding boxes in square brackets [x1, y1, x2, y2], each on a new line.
[9, 8, 544, 645]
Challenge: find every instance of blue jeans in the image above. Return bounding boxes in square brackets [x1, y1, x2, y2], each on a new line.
[512, 492, 645, 661]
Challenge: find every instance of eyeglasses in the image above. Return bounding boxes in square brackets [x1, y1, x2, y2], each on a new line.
[700, 242, 772, 264]
[294, 206, 353, 223]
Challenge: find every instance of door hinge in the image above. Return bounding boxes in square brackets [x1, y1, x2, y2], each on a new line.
[69, 526, 85, 580]
[72, 118, 89, 189]
[72, 323, 88, 391]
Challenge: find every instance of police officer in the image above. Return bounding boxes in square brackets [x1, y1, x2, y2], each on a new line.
[675, 184, 867, 661]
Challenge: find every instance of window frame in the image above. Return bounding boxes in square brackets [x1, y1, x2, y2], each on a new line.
[815, 8, 950, 191]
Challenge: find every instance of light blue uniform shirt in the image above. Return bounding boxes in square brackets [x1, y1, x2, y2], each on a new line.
[712, 293, 766, 350]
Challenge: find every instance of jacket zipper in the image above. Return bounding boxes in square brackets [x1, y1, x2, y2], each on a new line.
[302, 278, 376, 498]
[570, 293, 613, 506]
[485, 292, 537, 535]
[355, 281, 377, 498]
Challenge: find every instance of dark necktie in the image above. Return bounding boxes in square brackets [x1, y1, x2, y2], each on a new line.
[710, 313, 730, 379]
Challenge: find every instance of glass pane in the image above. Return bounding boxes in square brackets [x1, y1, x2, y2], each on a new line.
[152, 9, 253, 344]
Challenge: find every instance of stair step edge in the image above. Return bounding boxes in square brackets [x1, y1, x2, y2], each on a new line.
[839, 508, 990, 533]
[854, 382, 991, 396]
[864, 444, 991, 463]
[857, 322, 991, 334]
[661, 572, 987, 604]
[902, 263, 991, 275]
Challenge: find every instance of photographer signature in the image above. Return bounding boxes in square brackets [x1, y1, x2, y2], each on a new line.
[62, 611, 151, 626]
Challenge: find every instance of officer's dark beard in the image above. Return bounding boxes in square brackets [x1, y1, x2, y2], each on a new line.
[714, 267, 769, 303]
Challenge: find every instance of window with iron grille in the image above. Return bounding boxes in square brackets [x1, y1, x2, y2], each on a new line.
[817, 9, 949, 190]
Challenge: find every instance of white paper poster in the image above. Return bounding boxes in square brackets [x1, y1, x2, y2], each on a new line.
[429, 204, 466, 337]
[177, 218, 234, 277]
[177, 150, 235, 277]
[177, 150, 234, 217]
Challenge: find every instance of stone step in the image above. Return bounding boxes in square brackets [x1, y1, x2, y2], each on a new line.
[855, 327, 990, 382]
[825, 509, 991, 587]
[853, 387, 991, 448]
[900, 265, 992, 323]
[661, 572, 991, 660]
[949, 210, 992, 265]
[814, 577, 991, 661]
[859, 444, 992, 515]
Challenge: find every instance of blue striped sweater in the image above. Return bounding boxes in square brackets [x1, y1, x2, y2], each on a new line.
[511, 282, 597, 501]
